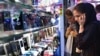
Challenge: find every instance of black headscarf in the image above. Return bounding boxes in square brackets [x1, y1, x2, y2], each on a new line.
[73, 3, 97, 27]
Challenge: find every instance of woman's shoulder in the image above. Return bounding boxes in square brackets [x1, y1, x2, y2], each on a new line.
[91, 21, 100, 27]
[87, 21, 99, 27]
[85, 21, 100, 31]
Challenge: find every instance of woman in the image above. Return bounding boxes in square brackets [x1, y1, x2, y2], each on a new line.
[65, 8, 80, 56]
[73, 3, 100, 56]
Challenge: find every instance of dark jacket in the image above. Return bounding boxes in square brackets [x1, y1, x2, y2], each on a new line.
[72, 38, 80, 56]
[76, 21, 100, 56]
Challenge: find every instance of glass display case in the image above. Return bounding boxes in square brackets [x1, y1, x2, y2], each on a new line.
[0, 0, 65, 56]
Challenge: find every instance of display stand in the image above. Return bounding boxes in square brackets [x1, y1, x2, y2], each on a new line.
[0, 0, 65, 56]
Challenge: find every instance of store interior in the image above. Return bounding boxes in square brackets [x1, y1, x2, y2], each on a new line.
[0, 0, 63, 56]
[0, 0, 100, 56]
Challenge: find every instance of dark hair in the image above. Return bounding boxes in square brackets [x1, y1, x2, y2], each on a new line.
[65, 9, 73, 21]
[95, 4, 100, 13]
[73, 3, 97, 27]
[65, 9, 73, 16]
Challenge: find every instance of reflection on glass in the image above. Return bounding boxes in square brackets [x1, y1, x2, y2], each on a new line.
[22, 12, 53, 30]
[3, 11, 12, 31]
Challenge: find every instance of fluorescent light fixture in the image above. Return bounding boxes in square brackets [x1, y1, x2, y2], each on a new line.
[15, 0, 20, 2]
[54, 0, 59, 3]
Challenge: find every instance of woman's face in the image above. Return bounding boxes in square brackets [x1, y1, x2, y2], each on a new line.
[65, 15, 75, 24]
[73, 10, 85, 24]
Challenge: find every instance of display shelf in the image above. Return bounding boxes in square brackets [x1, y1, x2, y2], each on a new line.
[22, 50, 39, 56]
[0, 25, 53, 43]
[23, 33, 58, 56]
[5, 0, 33, 9]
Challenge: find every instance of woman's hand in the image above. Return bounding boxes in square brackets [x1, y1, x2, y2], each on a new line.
[78, 14, 86, 26]
[70, 30, 78, 37]
[76, 47, 82, 53]
[66, 26, 72, 37]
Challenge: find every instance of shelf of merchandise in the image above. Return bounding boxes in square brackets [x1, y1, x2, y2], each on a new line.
[0, 25, 53, 43]
[9, 0, 32, 8]
[22, 33, 58, 56]
[0, 25, 59, 56]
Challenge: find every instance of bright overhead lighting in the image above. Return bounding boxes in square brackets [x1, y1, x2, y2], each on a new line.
[15, 0, 20, 2]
